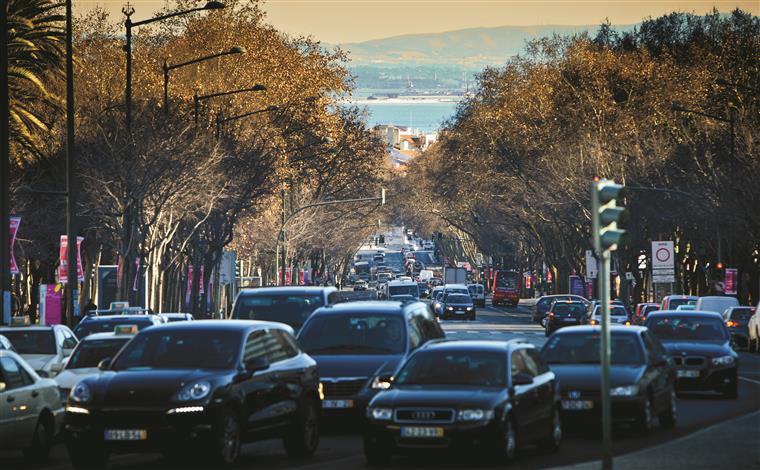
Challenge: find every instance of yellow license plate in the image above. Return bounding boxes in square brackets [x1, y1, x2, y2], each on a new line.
[400, 426, 444, 438]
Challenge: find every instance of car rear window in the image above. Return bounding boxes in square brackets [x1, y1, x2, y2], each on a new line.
[232, 294, 324, 329]
[541, 332, 643, 365]
[0, 330, 56, 355]
[646, 315, 728, 341]
[553, 303, 586, 316]
[729, 310, 753, 324]
[298, 314, 405, 355]
[74, 319, 153, 338]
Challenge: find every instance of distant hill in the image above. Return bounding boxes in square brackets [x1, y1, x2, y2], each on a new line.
[340, 24, 635, 66]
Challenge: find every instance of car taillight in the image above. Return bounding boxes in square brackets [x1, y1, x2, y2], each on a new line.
[589, 319, 598, 325]
[624, 321, 631, 326]
[726, 320, 739, 328]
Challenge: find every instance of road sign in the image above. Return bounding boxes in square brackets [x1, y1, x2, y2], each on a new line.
[625, 272, 634, 281]
[651, 241, 675, 283]
[585, 250, 598, 279]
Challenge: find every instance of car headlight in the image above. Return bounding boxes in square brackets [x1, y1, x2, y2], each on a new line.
[371, 376, 393, 390]
[446, 307, 454, 311]
[177, 381, 212, 401]
[70, 382, 92, 403]
[711, 355, 736, 366]
[457, 409, 493, 421]
[610, 385, 640, 396]
[466, 307, 474, 311]
[368, 407, 393, 420]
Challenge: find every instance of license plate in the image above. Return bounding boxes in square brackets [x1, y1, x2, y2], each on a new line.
[400, 426, 444, 438]
[104, 429, 147, 441]
[322, 399, 354, 409]
[561, 400, 594, 410]
[677, 369, 700, 378]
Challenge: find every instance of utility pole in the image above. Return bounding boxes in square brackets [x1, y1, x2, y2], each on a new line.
[65, 0, 78, 326]
[0, 0, 10, 324]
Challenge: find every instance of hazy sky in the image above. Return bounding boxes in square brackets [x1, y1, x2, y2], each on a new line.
[78, 1, 758, 43]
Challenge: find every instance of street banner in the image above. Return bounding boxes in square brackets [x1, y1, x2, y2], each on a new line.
[42, 284, 63, 325]
[185, 265, 193, 306]
[725, 268, 738, 295]
[132, 258, 141, 291]
[116, 255, 123, 288]
[586, 280, 594, 300]
[585, 250, 598, 279]
[9, 216, 20, 275]
[219, 251, 236, 285]
[199, 265, 205, 295]
[58, 236, 85, 283]
[569, 275, 584, 297]
[299, 270, 305, 286]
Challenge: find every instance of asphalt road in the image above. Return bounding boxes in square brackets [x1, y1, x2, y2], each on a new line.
[3, 302, 759, 470]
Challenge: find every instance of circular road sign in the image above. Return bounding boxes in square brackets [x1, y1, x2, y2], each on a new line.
[655, 247, 671, 263]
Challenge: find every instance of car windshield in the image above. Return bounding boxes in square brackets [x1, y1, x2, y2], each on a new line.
[232, 294, 323, 329]
[542, 332, 644, 365]
[74, 319, 153, 338]
[553, 303, 586, 316]
[668, 298, 695, 309]
[388, 285, 418, 297]
[447, 294, 472, 304]
[642, 305, 660, 315]
[112, 330, 241, 370]
[496, 273, 518, 289]
[0, 330, 56, 355]
[299, 314, 405, 355]
[647, 316, 728, 341]
[729, 310, 753, 324]
[67, 337, 131, 369]
[593, 306, 627, 317]
[395, 350, 506, 387]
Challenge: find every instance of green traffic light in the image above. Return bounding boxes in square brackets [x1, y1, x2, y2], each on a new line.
[600, 206, 628, 225]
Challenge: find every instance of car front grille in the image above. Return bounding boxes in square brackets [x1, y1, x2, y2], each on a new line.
[321, 378, 367, 397]
[394, 408, 455, 423]
[673, 356, 705, 366]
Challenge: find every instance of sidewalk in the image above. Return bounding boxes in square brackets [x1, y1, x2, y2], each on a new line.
[555, 411, 760, 470]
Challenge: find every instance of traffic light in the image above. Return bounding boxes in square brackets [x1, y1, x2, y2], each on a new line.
[591, 179, 628, 253]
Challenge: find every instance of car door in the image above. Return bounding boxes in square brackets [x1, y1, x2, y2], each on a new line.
[521, 348, 555, 430]
[0, 362, 14, 447]
[240, 330, 280, 433]
[0, 356, 37, 446]
[509, 350, 540, 440]
[265, 330, 303, 426]
[641, 331, 672, 412]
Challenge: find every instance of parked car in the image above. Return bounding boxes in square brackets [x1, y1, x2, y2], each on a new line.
[0, 349, 65, 463]
[230, 286, 339, 333]
[467, 283, 486, 307]
[364, 340, 561, 465]
[297, 301, 444, 418]
[541, 325, 676, 434]
[645, 311, 738, 398]
[65, 320, 321, 468]
[73, 314, 163, 339]
[633, 303, 660, 325]
[723, 306, 755, 350]
[157, 313, 194, 323]
[749, 301, 760, 353]
[545, 301, 588, 336]
[442, 293, 476, 321]
[587, 305, 630, 326]
[0, 322, 78, 378]
[660, 295, 698, 311]
[695, 296, 740, 315]
[533, 295, 589, 324]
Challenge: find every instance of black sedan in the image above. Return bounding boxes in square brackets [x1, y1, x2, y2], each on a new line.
[645, 311, 739, 398]
[64, 320, 321, 468]
[723, 306, 755, 350]
[442, 294, 476, 321]
[364, 340, 561, 465]
[541, 326, 677, 434]
[545, 300, 587, 336]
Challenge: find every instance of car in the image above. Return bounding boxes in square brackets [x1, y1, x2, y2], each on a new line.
[545, 301, 588, 336]
[633, 303, 660, 325]
[541, 326, 676, 434]
[660, 295, 698, 311]
[73, 314, 163, 339]
[695, 296, 739, 315]
[467, 283, 486, 308]
[230, 286, 339, 333]
[54, 326, 138, 402]
[443, 284, 470, 296]
[353, 280, 368, 291]
[377, 272, 393, 284]
[533, 295, 589, 323]
[0, 333, 15, 351]
[417, 282, 430, 299]
[723, 306, 755, 350]
[0, 321, 78, 378]
[64, 320, 321, 468]
[385, 279, 420, 300]
[645, 311, 738, 398]
[297, 301, 444, 418]
[157, 313, 194, 323]
[0, 349, 65, 463]
[364, 340, 561, 465]
[442, 293, 476, 320]
[587, 304, 630, 326]
[749, 301, 760, 353]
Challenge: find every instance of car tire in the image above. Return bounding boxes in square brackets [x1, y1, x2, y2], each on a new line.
[539, 407, 562, 453]
[23, 414, 53, 463]
[68, 440, 109, 470]
[284, 396, 320, 458]
[637, 395, 655, 435]
[213, 409, 241, 466]
[364, 437, 392, 466]
[497, 416, 518, 463]
[658, 389, 677, 429]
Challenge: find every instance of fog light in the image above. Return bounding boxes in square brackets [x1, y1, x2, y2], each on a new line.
[167, 406, 204, 414]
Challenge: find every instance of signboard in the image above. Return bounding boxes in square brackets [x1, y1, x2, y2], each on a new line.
[58, 235, 84, 283]
[569, 275, 584, 297]
[585, 250, 598, 279]
[219, 251, 236, 285]
[9, 216, 20, 275]
[725, 268, 738, 295]
[40, 284, 63, 325]
[97, 266, 118, 308]
[651, 241, 675, 283]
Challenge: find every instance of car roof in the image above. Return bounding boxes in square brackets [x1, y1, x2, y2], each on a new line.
[313, 301, 421, 315]
[81, 314, 159, 322]
[83, 332, 135, 340]
[552, 325, 646, 334]
[647, 310, 724, 319]
[664, 295, 698, 299]
[422, 339, 530, 353]
[238, 286, 335, 295]
[444, 284, 468, 289]
[146, 319, 292, 333]
[0, 325, 57, 331]
[388, 279, 417, 286]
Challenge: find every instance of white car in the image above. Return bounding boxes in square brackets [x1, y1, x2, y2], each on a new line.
[589, 305, 630, 325]
[0, 349, 64, 463]
[0, 323, 78, 378]
[54, 328, 137, 401]
[749, 301, 760, 352]
[467, 283, 486, 307]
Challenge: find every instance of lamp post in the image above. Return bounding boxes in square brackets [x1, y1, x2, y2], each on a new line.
[163, 46, 246, 115]
[0, 0, 9, 324]
[214, 105, 279, 139]
[194, 84, 266, 124]
[65, 0, 77, 325]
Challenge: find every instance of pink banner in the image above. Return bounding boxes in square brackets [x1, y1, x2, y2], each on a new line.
[132, 257, 141, 291]
[58, 235, 84, 283]
[44, 284, 63, 325]
[725, 268, 738, 295]
[199, 265, 205, 294]
[9, 216, 20, 275]
[185, 265, 194, 306]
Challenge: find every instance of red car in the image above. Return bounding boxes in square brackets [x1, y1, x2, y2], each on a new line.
[633, 303, 660, 325]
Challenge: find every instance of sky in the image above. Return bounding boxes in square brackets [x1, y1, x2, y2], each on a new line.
[78, 1, 758, 44]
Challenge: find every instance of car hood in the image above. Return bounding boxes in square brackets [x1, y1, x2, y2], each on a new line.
[446, 303, 474, 308]
[22, 354, 56, 371]
[660, 340, 734, 358]
[313, 354, 403, 379]
[550, 364, 646, 390]
[90, 369, 225, 406]
[55, 368, 101, 389]
[372, 386, 504, 408]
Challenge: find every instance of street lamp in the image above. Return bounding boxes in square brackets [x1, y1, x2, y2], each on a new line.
[194, 84, 267, 124]
[215, 105, 279, 139]
[163, 46, 246, 115]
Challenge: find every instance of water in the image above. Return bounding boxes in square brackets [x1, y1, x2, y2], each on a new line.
[359, 101, 459, 133]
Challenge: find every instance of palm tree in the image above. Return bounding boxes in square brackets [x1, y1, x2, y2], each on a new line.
[7, 0, 65, 167]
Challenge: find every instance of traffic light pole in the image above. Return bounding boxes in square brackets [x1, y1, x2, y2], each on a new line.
[599, 249, 612, 469]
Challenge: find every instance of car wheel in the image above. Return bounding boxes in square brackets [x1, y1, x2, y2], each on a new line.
[499, 417, 517, 462]
[23, 415, 53, 463]
[214, 409, 241, 466]
[658, 389, 677, 429]
[68, 440, 109, 470]
[363, 436, 392, 466]
[284, 396, 320, 458]
[539, 407, 562, 452]
[637, 395, 655, 435]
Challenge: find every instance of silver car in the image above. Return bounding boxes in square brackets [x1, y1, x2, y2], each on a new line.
[0, 324, 78, 378]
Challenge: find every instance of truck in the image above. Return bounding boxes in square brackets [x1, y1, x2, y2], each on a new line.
[443, 266, 467, 285]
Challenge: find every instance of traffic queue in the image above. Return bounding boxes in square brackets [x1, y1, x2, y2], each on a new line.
[0, 280, 755, 469]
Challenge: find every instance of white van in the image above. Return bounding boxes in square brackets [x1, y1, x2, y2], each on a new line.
[695, 296, 739, 315]
[467, 284, 486, 307]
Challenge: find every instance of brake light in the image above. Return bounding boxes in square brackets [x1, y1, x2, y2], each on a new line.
[624, 321, 631, 326]
[589, 319, 598, 325]
[549, 312, 555, 319]
[726, 320, 739, 328]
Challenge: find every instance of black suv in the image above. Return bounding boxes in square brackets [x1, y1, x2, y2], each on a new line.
[65, 320, 321, 468]
[364, 340, 561, 465]
[533, 295, 588, 324]
[545, 300, 587, 336]
[297, 301, 445, 418]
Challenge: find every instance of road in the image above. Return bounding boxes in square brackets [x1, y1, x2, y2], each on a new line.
[3, 302, 759, 470]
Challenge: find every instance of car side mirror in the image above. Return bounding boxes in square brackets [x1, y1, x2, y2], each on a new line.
[62, 347, 75, 357]
[512, 372, 533, 386]
[98, 357, 112, 371]
[245, 357, 269, 374]
[50, 362, 64, 374]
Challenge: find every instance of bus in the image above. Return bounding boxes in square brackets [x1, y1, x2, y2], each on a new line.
[492, 270, 521, 307]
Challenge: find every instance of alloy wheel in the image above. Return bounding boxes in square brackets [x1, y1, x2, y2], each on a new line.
[220, 413, 240, 464]
[504, 419, 516, 460]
